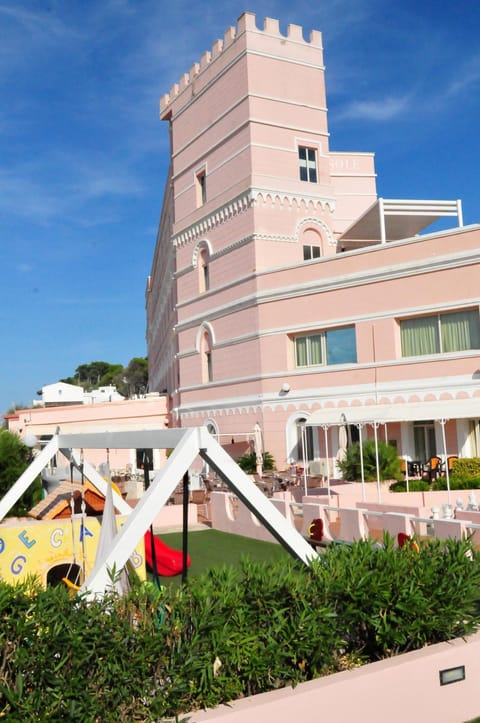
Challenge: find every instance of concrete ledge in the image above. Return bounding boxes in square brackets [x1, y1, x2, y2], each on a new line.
[190, 631, 480, 722]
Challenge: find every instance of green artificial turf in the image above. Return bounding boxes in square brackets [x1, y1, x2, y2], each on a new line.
[154, 529, 291, 586]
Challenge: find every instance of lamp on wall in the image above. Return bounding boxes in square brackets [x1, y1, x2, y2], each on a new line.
[281, 382, 290, 393]
[23, 433, 38, 450]
[439, 666, 465, 686]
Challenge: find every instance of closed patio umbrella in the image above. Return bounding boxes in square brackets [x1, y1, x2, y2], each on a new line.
[336, 422, 348, 465]
[93, 466, 130, 595]
[254, 423, 263, 478]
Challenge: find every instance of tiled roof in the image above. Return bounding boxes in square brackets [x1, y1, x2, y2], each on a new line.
[29, 479, 116, 520]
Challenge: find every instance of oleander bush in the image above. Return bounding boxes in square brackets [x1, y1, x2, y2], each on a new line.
[1, 537, 480, 720]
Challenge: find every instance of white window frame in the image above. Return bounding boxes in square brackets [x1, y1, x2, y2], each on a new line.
[400, 309, 480, 357]
[303, 244, 321, 260]
[294, 327, 357, 367]
[298, 146, 318, 183]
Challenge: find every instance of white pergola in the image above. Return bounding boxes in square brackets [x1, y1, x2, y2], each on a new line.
[339, 198, 463, 244]
[305, 398, 480, 505]
[0, 427, 317, 597]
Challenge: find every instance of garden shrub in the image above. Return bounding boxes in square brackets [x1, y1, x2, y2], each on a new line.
[432, 476, 480, 491]
[432, 458, 480, 491]
[452, 458, 480, 479]
[237, 451, 275, 473]
[312, 536, 480, 659]
[338, 440, 403, 482]
[0, 431, 43, 516]
[390, 479, 430, 492]
[1, 539, 480, 719]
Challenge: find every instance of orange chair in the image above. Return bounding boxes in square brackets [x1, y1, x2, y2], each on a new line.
[446, 456, 458, 474]
[423, 456, 442, 482]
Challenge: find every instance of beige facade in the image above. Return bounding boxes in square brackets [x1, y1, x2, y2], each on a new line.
[147, 13, 480, 472]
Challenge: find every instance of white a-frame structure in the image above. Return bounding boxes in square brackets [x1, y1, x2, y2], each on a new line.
[0, 427, 317, 597]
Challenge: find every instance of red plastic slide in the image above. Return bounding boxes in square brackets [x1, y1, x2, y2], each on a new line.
[144, 530, 191, 577]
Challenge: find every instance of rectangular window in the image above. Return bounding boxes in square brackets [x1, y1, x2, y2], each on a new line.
[298, 146, 317, 183]
[303, 245, 321, 260]
[325, 327, 357, 365]
[294, 327, 357, 367]
[401, 309, 480, 357]
[196, 170, 207, 206]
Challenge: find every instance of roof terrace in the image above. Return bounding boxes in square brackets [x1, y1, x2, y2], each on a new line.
[340, 198, 463, 247]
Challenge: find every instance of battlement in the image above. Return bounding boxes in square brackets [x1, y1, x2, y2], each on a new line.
[159, 11, 322, 116]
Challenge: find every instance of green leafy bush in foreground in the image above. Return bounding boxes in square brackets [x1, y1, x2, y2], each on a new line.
[1, 537, 480, 720]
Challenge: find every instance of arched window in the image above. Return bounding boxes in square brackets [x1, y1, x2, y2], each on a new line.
[296, 417, 314, 463]
[296, 218, 335, 257]
[201, 329, 213, 383]
[193, 241, 212, 294]
[286, 413, 317, 466]
[206, 421, 218, 438]
[199, 247, 210, 292]
[301, 227, 322, 261]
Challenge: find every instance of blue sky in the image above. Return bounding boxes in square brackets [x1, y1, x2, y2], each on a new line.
[1, 0, 479, 414]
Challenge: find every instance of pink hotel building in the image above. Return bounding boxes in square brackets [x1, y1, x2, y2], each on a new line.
[146, 12, 480, 473]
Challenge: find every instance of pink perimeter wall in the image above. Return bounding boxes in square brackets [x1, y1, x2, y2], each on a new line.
[191, 632, 480, 723]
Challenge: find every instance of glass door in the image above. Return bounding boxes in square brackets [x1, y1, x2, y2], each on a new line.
[414, 421, 436, 462]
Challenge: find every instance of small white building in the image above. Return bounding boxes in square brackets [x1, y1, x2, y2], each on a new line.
[34, 383, 124, 407]
[83, 386, 125, 404]
[35, 382, 85, 407]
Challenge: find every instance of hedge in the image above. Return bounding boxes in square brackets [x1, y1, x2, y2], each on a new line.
[1, 537, 480, 720]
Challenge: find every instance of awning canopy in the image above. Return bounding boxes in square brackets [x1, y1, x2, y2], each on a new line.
[339, 198, 463, 243]
[305, 398, 480, 427]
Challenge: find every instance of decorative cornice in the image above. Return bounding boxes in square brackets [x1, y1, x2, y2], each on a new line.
[296, 216, 336, 247]
[172, 376, 480, 421]
[252, 188, 335, 213]
[173, 192, 253, 248]
[173, 189, 335, 249]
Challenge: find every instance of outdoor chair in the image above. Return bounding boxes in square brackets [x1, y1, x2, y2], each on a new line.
[305, 518, 324, 549]
[400, 458, 421, 478]
[422, 456, 442, 482]
[191, 489, 210, 520]
[443, 456, 459, 475]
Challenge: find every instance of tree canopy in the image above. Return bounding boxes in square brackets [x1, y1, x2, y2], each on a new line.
[60, 357, 148, 398]
[0, 431, 42, 516]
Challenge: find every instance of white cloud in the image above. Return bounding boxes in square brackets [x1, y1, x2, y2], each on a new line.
[0, 148, 145, 225]
[446, 54, 480, 97]
[72, 161, 144, 200]
[0, 3, 75, 39]
[337, 95, 410, 122]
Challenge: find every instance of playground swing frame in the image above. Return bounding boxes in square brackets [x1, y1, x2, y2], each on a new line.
[0, 427, 317, 598]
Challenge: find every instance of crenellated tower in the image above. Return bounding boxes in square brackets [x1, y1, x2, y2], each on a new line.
[147, 12, 377, 435]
